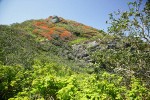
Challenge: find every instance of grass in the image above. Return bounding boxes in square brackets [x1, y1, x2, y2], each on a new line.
[69, 37, 88, 45]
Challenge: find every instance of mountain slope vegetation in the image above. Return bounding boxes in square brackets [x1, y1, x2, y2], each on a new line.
[0, 2, 150, 99]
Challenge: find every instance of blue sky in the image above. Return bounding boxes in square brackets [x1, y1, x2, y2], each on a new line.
[0, 0, 146, 31]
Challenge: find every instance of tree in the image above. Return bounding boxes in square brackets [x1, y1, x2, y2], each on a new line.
[107, 0, 150, 43]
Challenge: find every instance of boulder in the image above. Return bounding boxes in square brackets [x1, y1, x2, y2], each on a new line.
[51, 16, 60, 23]
[72, 44, 89, 59]
[87, 41, 99, 48]
[107, 41, 117, 49]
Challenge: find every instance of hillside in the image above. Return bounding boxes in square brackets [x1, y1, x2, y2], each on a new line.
[0, 16, 150, 100]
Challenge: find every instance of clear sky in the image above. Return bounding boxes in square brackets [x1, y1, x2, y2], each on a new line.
[0, 0, 147, 31]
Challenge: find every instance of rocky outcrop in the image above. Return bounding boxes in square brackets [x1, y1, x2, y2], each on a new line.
[71, 40, 101, 64]
[87, 41, 99, 48]
[50, 16, 60, 23]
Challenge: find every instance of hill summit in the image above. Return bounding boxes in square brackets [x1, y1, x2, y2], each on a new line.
[32, 16, 102, 41]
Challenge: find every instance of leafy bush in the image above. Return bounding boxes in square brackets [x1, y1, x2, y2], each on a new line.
[91, 46, 150, 87]
[0, 25, 38, 67]
[6, 63, 149, 100]
[107, 0, 150, 43]
[0, 64, 26, 99]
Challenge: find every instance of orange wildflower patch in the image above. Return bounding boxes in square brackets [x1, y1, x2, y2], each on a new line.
[40, 25, 49, 30]
[32, 19, 73, 41]
[60, 31, 72, 39]
[83, 26, 91, 29]
[47, 29, 54, 35]
[35, 22, 45, 26]
[40, 32, 52, 40]
[33, 29, 38, 34]
[73, 23, 81, 26]
[54, 27, 66, 33]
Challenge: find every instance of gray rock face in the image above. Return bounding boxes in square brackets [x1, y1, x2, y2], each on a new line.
[72, 44, 88, 59]
[71, 40, 102, 64]
[87, 41, 99, 48]
[51, 16, 60, 23]
[107, 41, 117, 49]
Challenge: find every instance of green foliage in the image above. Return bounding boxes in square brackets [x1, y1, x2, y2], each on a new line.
[103, 0, 150, 90]
[56, 22, 85, 35]
[0, 64, 27, 99]
[107, 0, 150, 43]
[126, 77, 149, 100]
[69, 37, 87, 45]
[56, 20, 100, 38]
[91, 46, 150, 87]
[0, 25, 38, 67]
[11, 20, 36, 36]
[1, 62, 147, 100]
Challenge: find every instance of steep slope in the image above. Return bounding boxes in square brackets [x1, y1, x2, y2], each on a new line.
[0, 16, 150, 100]
[0, 25, 38, 67]
[8, 16, 106, 67]
[1, 16, 150, 78]
[1, 15, 150, 77]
